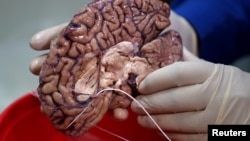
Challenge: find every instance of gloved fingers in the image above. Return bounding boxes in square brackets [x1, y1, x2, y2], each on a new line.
[167, 132, 207, 141]
[137, 111, 209, 134]
[29, 53, 47, 75]
[131, 84, 208, 114]
[30, 23, 68, 50]
[112, 108, 129, 121]
[138, 61, 214, 94]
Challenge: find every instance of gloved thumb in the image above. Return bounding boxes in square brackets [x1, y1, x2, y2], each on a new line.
[182, 46, 200, 61]
[137, 47, 212, 95]
[163, 10, 198, 55]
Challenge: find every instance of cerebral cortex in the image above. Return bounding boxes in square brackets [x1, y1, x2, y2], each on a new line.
[37, 0, 182, 136]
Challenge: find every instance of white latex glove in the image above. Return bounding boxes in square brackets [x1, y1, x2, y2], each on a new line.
[131, 47, 250, 141]
[29, 23, 68, 75]
[162, 10, 198, 55]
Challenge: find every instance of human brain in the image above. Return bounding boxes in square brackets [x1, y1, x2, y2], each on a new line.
[37, 0, 182, 137]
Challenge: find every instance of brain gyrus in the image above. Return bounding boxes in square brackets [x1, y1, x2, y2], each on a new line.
[37, 0, 182, 136]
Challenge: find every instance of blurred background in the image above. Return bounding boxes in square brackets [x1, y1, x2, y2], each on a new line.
[0, 0, 250, 112]
[0, 0, 90, 112]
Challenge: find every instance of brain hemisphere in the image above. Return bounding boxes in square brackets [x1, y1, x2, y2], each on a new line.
[37, 0, 182, 137]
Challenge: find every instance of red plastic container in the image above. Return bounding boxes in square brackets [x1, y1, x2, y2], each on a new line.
[0, 93, 165, 141]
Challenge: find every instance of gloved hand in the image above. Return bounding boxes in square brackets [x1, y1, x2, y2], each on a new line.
[131, 47, 250, 141]
[29, 23, 68, 75]
[162, 10, 198, 55]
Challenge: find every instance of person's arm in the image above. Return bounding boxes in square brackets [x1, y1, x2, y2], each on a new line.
[170, 0, 250, 64]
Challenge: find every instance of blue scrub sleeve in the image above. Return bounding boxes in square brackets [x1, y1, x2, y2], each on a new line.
[170, 0, 250, 64]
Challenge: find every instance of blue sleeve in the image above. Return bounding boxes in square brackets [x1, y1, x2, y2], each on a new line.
[170, 0, 250, 64]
